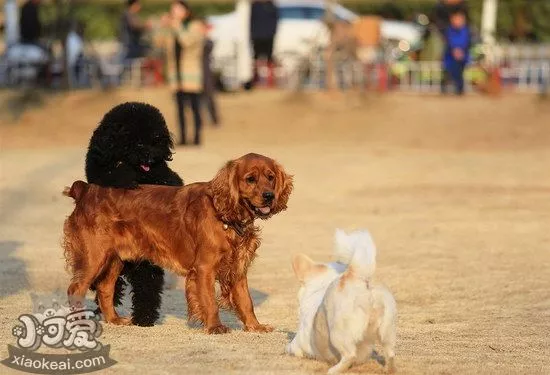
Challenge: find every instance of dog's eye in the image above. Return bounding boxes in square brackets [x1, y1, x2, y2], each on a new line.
[246, 176, 256, 184]
[267, 175, 275, 182]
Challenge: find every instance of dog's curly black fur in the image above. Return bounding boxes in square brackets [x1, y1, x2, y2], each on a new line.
[85, 102, 183, 326]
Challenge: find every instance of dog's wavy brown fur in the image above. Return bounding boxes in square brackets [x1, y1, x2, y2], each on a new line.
[62, 153, 292, 333]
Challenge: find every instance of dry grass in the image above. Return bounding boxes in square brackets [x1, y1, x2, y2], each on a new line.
[0, 89, 549, 374]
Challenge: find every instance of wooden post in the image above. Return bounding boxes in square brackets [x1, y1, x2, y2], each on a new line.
[481, 0, 500, 95]
[481, 0, 498, 45]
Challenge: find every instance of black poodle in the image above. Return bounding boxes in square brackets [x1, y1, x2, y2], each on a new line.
[85, 102, 183, 326]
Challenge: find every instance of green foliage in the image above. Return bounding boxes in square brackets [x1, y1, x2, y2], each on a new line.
[39, 1, 235, 40]
[37, 0, 550, 41]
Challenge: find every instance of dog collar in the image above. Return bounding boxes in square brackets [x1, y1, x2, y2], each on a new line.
[222, 221, 247, 237]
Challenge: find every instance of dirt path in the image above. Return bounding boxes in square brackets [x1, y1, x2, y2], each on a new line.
[1, 90, 549, 374]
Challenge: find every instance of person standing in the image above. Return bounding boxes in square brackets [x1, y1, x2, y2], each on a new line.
[442, 10, 471, 95]
[121, 0, 151, 60]
[4, 0, 19, 46]
[66, 21, 85, 86]
[19, 0, 42, 45]
[250, 0, 279, 88]
[198, 17, 220, 126]
[433, 0, 469, 38]
[160, 1, 204, 145]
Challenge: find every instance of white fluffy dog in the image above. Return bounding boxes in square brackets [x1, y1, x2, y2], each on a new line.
[286, 229, 397, 374]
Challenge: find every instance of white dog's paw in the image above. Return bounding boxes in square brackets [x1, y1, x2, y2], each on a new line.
[285, 343, 293, 355]
[386, 357, 396, 373]
[285, 342, 304, 357]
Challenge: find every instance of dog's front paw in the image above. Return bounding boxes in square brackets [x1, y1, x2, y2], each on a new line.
[244, 323, 274, 333]
[206, 325, 231, 334]
[286, 342, 303, 357]
[108, 316, 132, 326]
[386, 358, 396, 373]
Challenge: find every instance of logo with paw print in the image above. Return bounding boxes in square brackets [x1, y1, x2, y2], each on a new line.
[2, 293, 117, 374]
[10, 297, 102, 352]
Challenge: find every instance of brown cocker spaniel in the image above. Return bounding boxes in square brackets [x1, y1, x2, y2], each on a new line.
[62, 153, 293, 334]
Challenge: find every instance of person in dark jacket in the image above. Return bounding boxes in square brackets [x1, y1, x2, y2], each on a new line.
[442, 10, 471, 95]
[250, 0, 279, 87]
[120, 0, 151, 59]
[19, 0, 42, 44]
[198, 18, 219, 126]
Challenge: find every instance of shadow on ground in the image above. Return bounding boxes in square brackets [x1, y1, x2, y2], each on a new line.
[158, 287, 269, 329]
[0, 90, 45, 123]
[0, 241, 29, 298]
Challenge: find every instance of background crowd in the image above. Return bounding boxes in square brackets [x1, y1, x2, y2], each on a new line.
[1, 0, 549, 139]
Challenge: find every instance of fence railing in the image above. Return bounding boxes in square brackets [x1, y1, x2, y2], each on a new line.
[496, 44, 550, 65]
[272, 59, 549, 94]
[1, 45, 549, 95]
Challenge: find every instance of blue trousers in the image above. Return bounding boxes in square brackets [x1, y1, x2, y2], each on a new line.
[442, 60, 466, 95]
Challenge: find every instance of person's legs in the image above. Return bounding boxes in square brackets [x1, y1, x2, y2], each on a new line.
[204, 92, 219, 126]
[175, 90, 187, 144]
[457, 62, 466, 95]
[450, 61, 466, 95]
[251, 39, 274, 87]
[203, 74, 219, 125]
[252, 39, 262, 61]
[265, 38, 275, 87]
[441, 66, 449, 94]
[188, 93, 203, 145]
[251, 39, 262, 86]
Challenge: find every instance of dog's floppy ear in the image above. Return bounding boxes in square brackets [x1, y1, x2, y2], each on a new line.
[272, 161, 293, 215]
[211, 160, 241, 222]
[292, 254, 323, 283]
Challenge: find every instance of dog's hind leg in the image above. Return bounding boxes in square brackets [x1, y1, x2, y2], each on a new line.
[377, 297, 397, 373]
[91, 273, 126, 315]
[327, 334, 357, 374]
[356, 342, 375, 364]
[327, 353, 356, 374]
[96, 257, 131, 325]
[184, 269, 204, 323]
[378, 326, 396, 373]
[126, 261, 164, 326]
[67, 244, 110, 308]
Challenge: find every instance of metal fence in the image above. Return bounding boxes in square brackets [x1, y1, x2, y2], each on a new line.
[270, 59, 549, 94]
[496, 44, 550, 65]
[270, 43, 550, 94]
[1, 43, 548, 94]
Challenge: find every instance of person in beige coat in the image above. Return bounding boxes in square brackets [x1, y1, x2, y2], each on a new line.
[158, 0, 205, 145]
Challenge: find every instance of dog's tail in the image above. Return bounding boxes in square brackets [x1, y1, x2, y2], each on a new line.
[62, 180, 88, 202]
[335, 229, 377, 281]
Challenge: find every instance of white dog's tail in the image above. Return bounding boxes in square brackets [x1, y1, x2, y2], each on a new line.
[334, 229, 377, 280]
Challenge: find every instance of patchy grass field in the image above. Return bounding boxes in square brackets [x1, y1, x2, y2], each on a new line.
[1, 89, 549, 374]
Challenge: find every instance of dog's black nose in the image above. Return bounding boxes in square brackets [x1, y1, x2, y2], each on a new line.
[263, 191, 275, 203]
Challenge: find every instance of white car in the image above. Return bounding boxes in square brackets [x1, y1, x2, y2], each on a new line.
[207, 0, 424, 89]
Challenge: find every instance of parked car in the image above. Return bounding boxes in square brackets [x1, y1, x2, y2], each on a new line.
[207, 0, 424, 89]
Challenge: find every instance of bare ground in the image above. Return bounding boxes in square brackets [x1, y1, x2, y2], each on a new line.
[0, 89, 549, 374]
